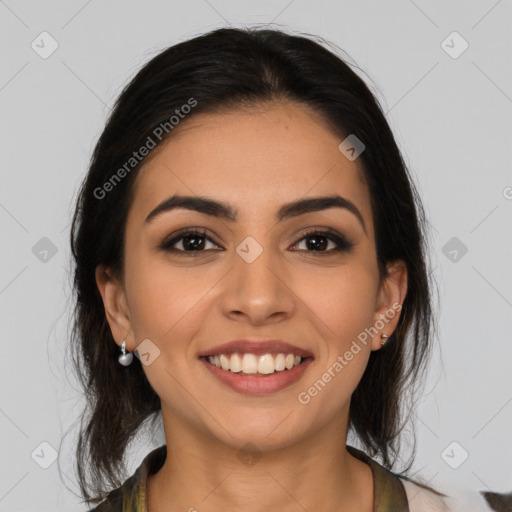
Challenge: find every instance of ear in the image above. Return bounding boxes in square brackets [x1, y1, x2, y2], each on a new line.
[370, 259, 408, 351]
[95, 264, 135, 351]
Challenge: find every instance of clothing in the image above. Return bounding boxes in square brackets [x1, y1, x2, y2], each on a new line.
[87, 444, 484, 511]
[400, 478, 497, 512]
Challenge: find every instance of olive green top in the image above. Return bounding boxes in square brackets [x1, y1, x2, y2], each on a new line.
[89, 444, 410, 511]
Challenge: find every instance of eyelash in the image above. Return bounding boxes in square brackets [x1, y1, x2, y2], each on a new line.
[158, 227, 355, 257]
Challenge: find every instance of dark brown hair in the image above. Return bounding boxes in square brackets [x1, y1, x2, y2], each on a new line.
[67, 26, 439, 505]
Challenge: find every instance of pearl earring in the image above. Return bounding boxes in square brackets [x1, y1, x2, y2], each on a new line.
[380, 333, 389, 346]
[118, 340, 133, 366]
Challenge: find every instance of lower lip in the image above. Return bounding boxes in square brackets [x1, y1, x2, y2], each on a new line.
[199, 357, 313, 395]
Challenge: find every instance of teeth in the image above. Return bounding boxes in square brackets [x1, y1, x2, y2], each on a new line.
[258, 354, 275, 374]
[230, 353, 242, 373]
[242, 353, 258, 374]
[207, 352, 304, 374]
[219, 354, 230, 370]
[275, 353, 285, 371]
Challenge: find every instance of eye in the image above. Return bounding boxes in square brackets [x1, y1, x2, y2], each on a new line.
[290, 228, 355, 256]
[158, 228, 221, 255]
[158, 227, 355, 257]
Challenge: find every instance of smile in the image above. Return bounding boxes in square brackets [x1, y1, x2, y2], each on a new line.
[199, 353, 314, 395]
[207, 352, 304, 375]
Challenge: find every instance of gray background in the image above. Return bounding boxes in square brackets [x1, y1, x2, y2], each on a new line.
[0, 1, 511, 510]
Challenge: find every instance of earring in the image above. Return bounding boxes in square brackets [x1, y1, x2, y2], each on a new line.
[118, 340, 133, 366]
[380, 333, 389, 346]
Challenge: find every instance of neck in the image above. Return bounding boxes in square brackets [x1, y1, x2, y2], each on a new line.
[146, 406, 374, 512]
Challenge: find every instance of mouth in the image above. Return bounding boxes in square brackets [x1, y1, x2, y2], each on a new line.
[199, 352, 313, 376]
[198, 352, 314, 395]
[197, 339, 315, 394]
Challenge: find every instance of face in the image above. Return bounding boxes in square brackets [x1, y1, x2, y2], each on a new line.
[96, 101, 407, 452]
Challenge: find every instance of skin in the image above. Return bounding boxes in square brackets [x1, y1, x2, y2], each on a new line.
[96, 100, 407, 512]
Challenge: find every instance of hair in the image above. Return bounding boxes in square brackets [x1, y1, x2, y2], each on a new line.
[68, 26, 440, 505]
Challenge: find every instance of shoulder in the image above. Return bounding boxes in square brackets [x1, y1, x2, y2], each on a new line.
[85, 486, 124, 511]
[400, 478, 494, 512]
[401, 478, 453, 511]
[83, 461, 143, 511]
[85, 471, 143, 511]
[85, 445, 167, 511]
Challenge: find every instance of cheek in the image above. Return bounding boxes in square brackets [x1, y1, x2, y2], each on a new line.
[295, 268, 378, 411]
[125, 252, 216, 342]
[301, 264, 377, 332]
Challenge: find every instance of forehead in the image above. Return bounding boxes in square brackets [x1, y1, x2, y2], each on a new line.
[128, 102, 372, 229]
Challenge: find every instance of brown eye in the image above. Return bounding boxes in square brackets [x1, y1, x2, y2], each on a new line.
[159, 229, 220, 254]
[291, 229, 355, 255]
[158, 227, 355, 257]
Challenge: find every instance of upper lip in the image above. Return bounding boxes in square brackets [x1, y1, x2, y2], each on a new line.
[198, 338, 314, 358]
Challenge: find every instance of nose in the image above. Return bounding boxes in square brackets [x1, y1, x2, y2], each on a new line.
[220, 244, 296, 325]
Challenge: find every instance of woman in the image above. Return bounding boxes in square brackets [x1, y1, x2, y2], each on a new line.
[69, 26, 473, 511]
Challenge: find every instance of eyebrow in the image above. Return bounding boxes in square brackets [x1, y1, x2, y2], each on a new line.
[144, 194, 367, 234]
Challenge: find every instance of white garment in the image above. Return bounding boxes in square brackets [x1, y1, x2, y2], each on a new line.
[402, 479, 494, 512]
